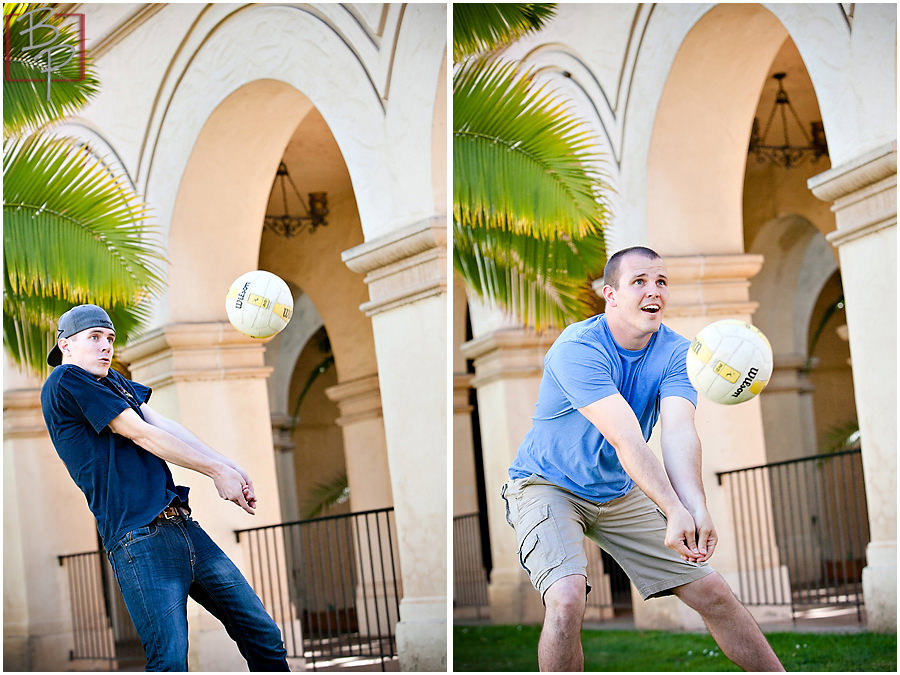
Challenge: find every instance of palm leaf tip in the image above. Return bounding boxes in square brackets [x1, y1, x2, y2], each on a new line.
[3, 3, 99, 135]
[453, 3, 557, 61]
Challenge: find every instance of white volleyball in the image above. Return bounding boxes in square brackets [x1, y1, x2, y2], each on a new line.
[686, 319, 773, 405]
[225, 270, 294, 338]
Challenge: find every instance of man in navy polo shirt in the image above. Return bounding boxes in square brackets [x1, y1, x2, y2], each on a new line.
[41, 304, 289, 671]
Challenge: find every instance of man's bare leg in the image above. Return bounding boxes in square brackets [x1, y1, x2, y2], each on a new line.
[538, 575, 586, 671]
[674, 572, 785, 672]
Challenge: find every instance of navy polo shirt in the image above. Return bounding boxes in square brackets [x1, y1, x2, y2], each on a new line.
[41, 364, 189, 548]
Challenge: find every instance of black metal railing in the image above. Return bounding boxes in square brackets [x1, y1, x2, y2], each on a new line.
[716, 449, 869, 621]
[452, 512, 632, 621]
[235, 507, 401, 671]
[453, 514, 489, 617]
[58, 550, 115, 662]
[58, 550, 143, 666]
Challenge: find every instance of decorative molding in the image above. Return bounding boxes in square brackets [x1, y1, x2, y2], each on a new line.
[85, 4, 167, 58]
[325, 374, 383, 426]
[807, 142, 897, 249]
[460, 329, 559, 388]
[342, 217, 447, 317]
[269, 413, 296, 453]
[764, 353, 816, 395]
[119, 322, 272, 389]
[453, 373, 474, 414]
[639, 254, 764, 318]
[3, 388, 47, 438]
[808, 142, 897, 202]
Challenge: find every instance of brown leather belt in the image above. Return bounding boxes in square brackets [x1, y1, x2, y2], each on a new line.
[157, 504, 190, 521]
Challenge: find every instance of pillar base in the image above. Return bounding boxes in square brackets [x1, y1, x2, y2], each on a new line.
[863, 541, 897, 632]
[487, 568, 545, 625]
[396, 596, 446, 671]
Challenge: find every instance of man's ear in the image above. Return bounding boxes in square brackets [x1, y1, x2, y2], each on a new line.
[58, 337, 69, 358]
[601, 284, 616, 307]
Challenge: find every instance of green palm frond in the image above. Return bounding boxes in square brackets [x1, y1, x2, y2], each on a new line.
[3, 3, 100, 135]
[454, 57, 610, 240]
[3, 134, 165, 374]
[453, 3, 557, 61]
[453, 55, 609, 329]
[454, 219, 604, 329]
[301, 473, 350, 520]
[4, 135, 165, 301]
[2, 290, 150, 376]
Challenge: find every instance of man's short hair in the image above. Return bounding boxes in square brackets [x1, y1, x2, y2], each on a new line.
[603, 246, 662, 289]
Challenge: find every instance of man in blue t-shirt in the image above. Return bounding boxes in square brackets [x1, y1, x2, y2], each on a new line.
[503, 247, 783, 671]
[41, 304, 289, 671]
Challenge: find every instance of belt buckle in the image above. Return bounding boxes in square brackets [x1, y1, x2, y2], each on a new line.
[163, 506, 179, 520]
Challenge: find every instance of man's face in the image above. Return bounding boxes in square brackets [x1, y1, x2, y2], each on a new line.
[60, 327, 116, 377]
[603, 254, 669, 348]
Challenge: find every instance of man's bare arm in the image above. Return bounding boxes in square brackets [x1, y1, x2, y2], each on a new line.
[660, 396, 716, 561]
[578, 393, 700, 560]
[108, 407, 254, 514]
[139, 403, 256, 507]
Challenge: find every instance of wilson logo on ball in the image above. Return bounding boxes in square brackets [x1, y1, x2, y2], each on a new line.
[225, 270, 294, 338]
[686, 320, 773, 405]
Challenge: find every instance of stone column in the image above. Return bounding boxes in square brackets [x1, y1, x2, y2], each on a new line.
[760, 354, 817, 464]
[341, 218, 446, 671]
[630, 253, 791, 629]
[452, 373, 479, 516]
[270, 413, 299, 521]
[808, 142, 897, 632]
[120, 322, 287, 671]
[325, 375, 399, 635]
[4, 367, 102, 672]
[459, 328, 559, 625]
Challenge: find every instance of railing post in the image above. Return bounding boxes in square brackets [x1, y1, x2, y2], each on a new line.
[235, 508, 401, 670]
[716, 450, 868, 621]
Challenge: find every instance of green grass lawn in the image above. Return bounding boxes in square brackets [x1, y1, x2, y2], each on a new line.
[453, 625, 897, 671]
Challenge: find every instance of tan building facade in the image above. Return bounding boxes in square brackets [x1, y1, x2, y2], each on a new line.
[454, 3, 895, 633]
[4, 3, 447, 671]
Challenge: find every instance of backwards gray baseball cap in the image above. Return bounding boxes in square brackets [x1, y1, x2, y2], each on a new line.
[47, 304, 116, 367]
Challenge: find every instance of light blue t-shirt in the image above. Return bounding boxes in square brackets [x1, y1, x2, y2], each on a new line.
[509, 314, 697, 502]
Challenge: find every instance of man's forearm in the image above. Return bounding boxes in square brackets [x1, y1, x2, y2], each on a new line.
[662, 432, 707, 516]
[615, 438, 686, 517]
[140, 406, 240, 470]
[131, 421, 231, 481]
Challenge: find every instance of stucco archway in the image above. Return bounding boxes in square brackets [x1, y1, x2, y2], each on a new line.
[647, 4, 788, 253]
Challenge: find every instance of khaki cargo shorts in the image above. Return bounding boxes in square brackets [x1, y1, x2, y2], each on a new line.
[501, 474, 714, 601]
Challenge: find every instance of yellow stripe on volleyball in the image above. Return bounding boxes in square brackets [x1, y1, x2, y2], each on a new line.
[247, 293, 271, 309]
[749, 379, 768, 395]
[273, 303, 293, 321]
[227, 288, 291, 321]
[713, 361, 740, 383]
[690, 337, 714, 364]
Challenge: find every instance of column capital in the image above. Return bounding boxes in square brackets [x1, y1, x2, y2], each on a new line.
[118, 322, 272, 389]
[765, 353, 816, 394]
[808, 142, 897, 248]
[453, 373, 474, 413]
[460, 328, 559, 388]
[648, 253, 764, 318]
[3, 388, 46, 438]
[341, 217, 446, 317]
[325, 374, 383, 427]
[269, 413, 296, 453]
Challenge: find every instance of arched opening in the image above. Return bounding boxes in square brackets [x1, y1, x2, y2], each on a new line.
[647, 4, 788, 253]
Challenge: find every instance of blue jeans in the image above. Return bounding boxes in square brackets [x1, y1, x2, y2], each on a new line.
[107, 514, 289, 671]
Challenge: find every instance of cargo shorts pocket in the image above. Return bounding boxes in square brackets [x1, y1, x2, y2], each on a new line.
[515, 503, 565, 581]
